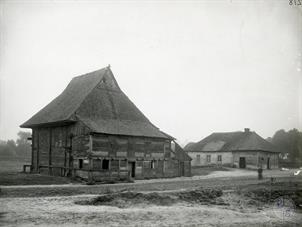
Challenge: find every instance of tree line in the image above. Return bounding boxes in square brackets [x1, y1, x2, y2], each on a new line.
[269, 128, 302, 167]
[0, 131, 31, 158]
[0, 129, 301, 167]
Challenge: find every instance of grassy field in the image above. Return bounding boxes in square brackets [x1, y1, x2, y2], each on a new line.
[0, 156, 31, 173]
[0, 157, 74, 185]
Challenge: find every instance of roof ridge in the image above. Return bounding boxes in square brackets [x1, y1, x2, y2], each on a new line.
[66, 67, 110, 121]
[72, 66, 108, 80]
[20, 66, 173, 140]
[212, 131, 242, 134]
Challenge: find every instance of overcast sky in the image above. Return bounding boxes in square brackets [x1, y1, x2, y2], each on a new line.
[0, 0, 301, 146]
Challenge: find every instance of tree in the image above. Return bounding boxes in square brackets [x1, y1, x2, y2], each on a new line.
[16, 131, 31, 157]
[0, 131, 32, 158]
[271, 128, 302, 167]
[272, 129, 289, 153]
[287, 129, 302, 164]
[0, 140, 16, 157]
[16, 131, 31, 146]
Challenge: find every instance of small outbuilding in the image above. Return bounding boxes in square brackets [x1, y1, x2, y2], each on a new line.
[184, 128, 279, 169]
[21, 66, 191, 181]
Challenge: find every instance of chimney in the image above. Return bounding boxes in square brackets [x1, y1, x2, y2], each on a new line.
[244, 128, 250, 133]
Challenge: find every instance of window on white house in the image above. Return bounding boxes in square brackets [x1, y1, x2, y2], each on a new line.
[196, 154, 201, 164]
[206, 155, 211, 163]
[217, 155, 222, 162]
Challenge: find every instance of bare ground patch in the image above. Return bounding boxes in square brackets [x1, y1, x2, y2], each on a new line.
[75, 188, 225, 208]
[1, 174, 302, 226]
[1, 186, 302, 226]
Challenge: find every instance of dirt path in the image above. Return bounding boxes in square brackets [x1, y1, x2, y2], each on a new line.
[1, 169, 300, 198]
[0, 168, 294, 189]
[1, 168, 253, 189]
[1, 170, 301, 226]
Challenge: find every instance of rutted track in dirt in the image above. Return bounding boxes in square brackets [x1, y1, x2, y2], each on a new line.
[75, 188, 225, 208]
[1, 175, 301, 198]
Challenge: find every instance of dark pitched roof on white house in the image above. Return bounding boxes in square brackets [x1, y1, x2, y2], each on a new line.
[184, 129, 278, 153]
[21, 66, 171, 139]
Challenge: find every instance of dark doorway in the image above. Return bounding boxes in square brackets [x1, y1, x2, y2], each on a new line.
[267, 158, 270, 169]
[180, 162, 185, 176]
[66, 151, 72, 177]
[79, 159, 83, 169]
[239, 157, 246, 168]
[102, 159, 109, 170]
[128, 161, 136, 178]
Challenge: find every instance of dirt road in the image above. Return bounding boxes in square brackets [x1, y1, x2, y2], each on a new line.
[1, 168, 300, 198]
[1, 169, 301, 226]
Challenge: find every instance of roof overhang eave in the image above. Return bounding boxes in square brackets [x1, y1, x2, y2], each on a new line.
[230, 149, 280, 153]
[20, 120, 77, 128]
[89, 131, 171, 140]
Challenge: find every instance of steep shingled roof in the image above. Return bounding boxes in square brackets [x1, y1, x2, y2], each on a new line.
[184, 130, 277, 153]
[21, 66, 170, 139]
[20, 68, 108, 127]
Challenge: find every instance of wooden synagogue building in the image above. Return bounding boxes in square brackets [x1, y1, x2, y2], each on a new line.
[21, 66, 191, 182]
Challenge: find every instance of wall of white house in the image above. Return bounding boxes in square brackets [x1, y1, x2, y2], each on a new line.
[233, 151, 279, 169]
[233, 151, 258, 169]
[188, 152, 233, 166]
[188, 151, 279, 169]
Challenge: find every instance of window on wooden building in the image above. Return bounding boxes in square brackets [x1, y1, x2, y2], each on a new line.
[163, 142, 171, 158]
[93, 137, 110, 151]
[151, 160, 156, 169]
[135, 140, 145, 152]
[196, 154, 201, 164]
[217, 155, 222, 162]
[111, 160, 119, 171]
[120, 160, 127, 168]
[136, 161, 143, 167]
[164, 142, 170, 152]
[116, 138, 128, 152]
[150, 141, 164, 152]
[206, 155, 211, 163]
[143, 161, 151, 168]
[93, 159, 102, 169]
[102, 159, 109, 170]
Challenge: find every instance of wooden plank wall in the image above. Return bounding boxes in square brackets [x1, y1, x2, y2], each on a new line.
[32, 121, 92, 175]
[76, 134, 189, 180]
[32, 122, 192, 179]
